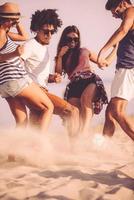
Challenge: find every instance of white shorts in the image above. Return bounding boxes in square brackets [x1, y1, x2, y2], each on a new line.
[111, 68, 134, 101]
[0, 76, 33, 98]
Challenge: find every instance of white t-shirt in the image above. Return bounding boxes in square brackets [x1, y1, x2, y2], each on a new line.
[21, 38, 51, 88]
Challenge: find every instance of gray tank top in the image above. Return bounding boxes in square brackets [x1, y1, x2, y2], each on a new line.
[116, 29, 134, 69]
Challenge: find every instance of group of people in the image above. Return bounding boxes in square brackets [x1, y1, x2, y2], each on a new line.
[0, 0, 133, 141]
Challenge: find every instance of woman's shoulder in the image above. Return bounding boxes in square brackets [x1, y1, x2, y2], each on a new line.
[80, 47, 90, 52]
[80, 47, 91, 55]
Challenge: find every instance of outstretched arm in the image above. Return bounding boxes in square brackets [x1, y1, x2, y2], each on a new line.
[89, 50, 108, 68]
[8, 22, 29, 41]
[98, 7, 134, 64]
[89, 44, 117, 69]
[97, 44, 118, 69]
[105, 44, 118, 66]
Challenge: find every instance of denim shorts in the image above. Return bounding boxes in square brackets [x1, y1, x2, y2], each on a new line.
[0, 76, 33, 98]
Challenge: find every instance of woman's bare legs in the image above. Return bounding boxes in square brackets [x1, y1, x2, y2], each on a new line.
[5, 97, 28, 162]
[5, 82, 53, 162]
[17, 82, 54, 133]
[62, 102, 79, 137]
[80, 83, 96, 134]
[68, 97, 81, 134]
[6, 97, 28, 127]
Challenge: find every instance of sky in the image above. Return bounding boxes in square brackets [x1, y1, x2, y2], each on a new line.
[0, 0, 133, 127]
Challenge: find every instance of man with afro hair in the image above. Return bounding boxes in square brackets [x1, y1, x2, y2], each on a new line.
[21, 9, 79, 138]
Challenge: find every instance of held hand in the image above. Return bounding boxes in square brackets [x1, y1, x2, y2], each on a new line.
[98, 59, 108, 69]
[58, 46, 69, 57]
[97, 49, 107, 69]
[53, 73, 62, 83]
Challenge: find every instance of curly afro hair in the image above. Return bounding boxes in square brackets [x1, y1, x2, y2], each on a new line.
[30, 9, 62, 33]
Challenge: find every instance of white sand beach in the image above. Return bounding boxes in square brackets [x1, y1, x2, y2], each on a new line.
[0, 123, 133, 200]
[0, 0, 134, 198]
[0, 81, 134, 200]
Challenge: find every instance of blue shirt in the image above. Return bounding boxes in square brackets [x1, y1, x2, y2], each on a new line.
[116, 30, 134, 69]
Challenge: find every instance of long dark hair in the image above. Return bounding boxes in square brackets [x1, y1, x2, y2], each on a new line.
[56, 25, 81, 75]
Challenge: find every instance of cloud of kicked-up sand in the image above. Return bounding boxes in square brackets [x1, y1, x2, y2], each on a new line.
[0, 126, 133, 170]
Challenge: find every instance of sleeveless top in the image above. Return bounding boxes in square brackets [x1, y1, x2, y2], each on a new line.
[116, 29, 134, 69]
[0, 37, 27, 85]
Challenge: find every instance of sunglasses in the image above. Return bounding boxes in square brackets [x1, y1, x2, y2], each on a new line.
[8, 19, 19, 26]
[65, 36, 79, 43]
[11, 20, 19, 26]
[41, 29, 55, 35]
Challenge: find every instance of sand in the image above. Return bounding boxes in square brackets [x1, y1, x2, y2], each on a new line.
[0, 122, 133, 200]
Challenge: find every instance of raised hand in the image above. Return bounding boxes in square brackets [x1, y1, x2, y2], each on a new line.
[58, 46, 69, 57]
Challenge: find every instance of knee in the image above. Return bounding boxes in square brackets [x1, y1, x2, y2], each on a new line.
[43, 102, 54, 114]
[70, 105, 79, 117]
[49, 102, 54, 112]
[113, 110, 125, 122]
[62, 102, 79, 117]
[80, 96, 92, 109]
[106, 102, 123, 120]
[15, 114, 28, 126]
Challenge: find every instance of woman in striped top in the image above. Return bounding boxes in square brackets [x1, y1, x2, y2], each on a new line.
[0, 2, 54, 132]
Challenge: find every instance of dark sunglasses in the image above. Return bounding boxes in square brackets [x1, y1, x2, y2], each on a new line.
[11, 20, 19, 26]
[8, 19, 19, 26]
[65, 36, 79, 43]
[41, 29, 55, 35]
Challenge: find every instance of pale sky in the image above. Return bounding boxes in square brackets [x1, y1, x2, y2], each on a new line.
[0, 0, 133, 127]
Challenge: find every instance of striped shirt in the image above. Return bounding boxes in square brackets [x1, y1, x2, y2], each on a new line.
[0, 37, 27, 85]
